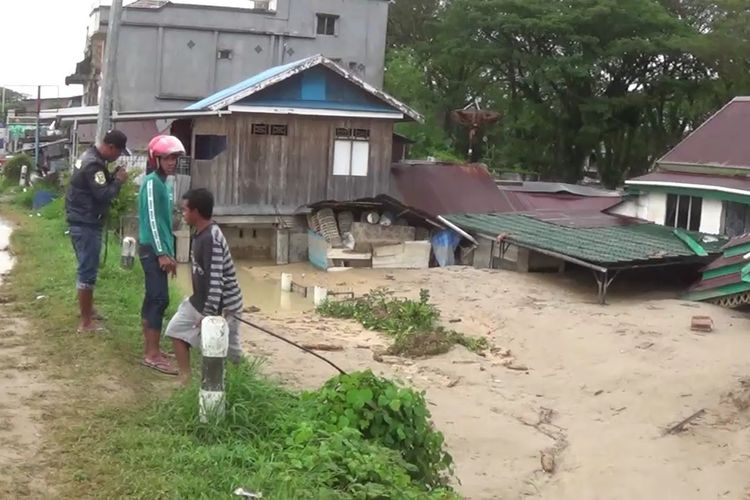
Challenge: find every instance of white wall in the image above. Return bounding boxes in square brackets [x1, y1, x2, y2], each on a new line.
[612, 192, 724, 235]
[699, 198, 723, 235]
[610, 192, 667, 224]
[647, 192, 668, 225]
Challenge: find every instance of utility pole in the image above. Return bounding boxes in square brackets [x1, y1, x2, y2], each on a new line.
[35, 85, 41, 169]
[95, 0, 124, 145]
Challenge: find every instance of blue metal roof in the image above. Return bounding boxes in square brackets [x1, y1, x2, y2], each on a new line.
[184, 55, 423, 122]
[186, 57, 309, 111]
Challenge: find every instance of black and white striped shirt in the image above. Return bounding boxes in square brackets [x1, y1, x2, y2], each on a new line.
[189, 222, 243, 315]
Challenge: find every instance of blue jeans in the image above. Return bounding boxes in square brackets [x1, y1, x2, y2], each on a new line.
[139, 244, 169, 331]
[69, 225, 102, 290]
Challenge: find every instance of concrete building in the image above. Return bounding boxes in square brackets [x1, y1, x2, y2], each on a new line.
[66, 0, 390, 112]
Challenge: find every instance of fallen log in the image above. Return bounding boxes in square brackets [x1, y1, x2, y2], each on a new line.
[664, 409, 705, 435]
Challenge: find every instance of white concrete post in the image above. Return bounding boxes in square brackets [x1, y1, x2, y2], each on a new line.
[121, 236, 136, 269]
[19, 165, 28, 187]
[280, 273, 292, 292]
[199, 316, 229, 423]
[313, 286, 328, 306]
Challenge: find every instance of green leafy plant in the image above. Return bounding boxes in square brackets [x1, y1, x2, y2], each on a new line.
[318, 288, 489, 357]
[107, 172, 140, 228]
[307, 370, 454, 489]
[3, 153, 34, 186]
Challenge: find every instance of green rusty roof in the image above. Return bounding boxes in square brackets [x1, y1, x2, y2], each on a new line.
[447, 213, 725, 266]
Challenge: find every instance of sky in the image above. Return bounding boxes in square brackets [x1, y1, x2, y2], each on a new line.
[1, 0, 278, 100]
[2, 1, 96, 99]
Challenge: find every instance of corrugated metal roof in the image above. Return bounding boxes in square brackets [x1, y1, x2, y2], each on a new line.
[688, 272, 743, 293]
[392, 163, 515, 216]
[684, 233, 750, 301]
[186, 55, 423, 122]
[702, 253, 747, 272]
[504, 192, 623, 213]
[446, 213, 723, 266]
[498, 181, 621, 198]
[658, 98, 750, 170]
[524, 210, 640, 229]
[627, 171, 750, 194]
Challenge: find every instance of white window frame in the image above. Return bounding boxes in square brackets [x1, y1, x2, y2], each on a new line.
[665, 194, 702, 231]
[333, 138, 369, 177]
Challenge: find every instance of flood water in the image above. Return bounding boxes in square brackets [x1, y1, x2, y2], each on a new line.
[0, 221, 14, 276]
[175, 261, 312, 314]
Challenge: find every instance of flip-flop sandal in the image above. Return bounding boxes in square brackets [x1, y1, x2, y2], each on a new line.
[141, 358, 179, 376]
[76, 324, 107, 334]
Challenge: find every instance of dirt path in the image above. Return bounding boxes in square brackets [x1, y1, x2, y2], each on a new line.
[0, 311, 59, 498]
[237, 264, 750, 500]
[0, 220, 60, 498]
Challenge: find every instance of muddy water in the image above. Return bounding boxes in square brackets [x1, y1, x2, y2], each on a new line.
[175, 261, 312, 314]
[0, 220, 14, 276]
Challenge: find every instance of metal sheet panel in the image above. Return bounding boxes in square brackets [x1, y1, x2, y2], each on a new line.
[392, 162, 516, 216]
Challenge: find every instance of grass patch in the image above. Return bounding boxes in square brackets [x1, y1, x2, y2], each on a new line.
[317, 289, 489, 357]
[3, 199, 458, 499]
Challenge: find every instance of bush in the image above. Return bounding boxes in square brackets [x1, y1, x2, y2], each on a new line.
[110, 362, 457, 498]
[308, 370, 454, 488]
[3, 154, 34, 185]
[318, 288, 489, 357]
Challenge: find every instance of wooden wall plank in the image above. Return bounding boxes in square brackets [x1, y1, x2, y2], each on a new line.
[191, 114, 396, 214]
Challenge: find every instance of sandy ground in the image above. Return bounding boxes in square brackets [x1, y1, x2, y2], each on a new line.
[231, 263, 750, 500]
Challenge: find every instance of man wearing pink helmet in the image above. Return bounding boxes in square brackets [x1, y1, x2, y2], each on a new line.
[137, 135, 184, 374]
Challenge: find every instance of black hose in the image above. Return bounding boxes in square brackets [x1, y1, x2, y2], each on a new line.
[232, 314, 347, 375]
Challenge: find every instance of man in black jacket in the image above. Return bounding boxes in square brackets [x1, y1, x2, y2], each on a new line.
[66, 130, 129, 333]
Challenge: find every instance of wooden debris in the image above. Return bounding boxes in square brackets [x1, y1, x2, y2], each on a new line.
[300, 343, 344, 352]
[502, 359, 529, 371]
[540, 450, 556, 474]
[243, 306, 261, 314]
[691, 316, 714, 333]
[447, 377, 462, 388]
[636, 341, 655, 350]
[372, 352, 413, 366]
[664, 408, 706, 435]
[491, 347, 512, 358]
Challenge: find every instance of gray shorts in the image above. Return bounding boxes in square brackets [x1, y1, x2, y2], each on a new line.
[165, 298, 243, 362]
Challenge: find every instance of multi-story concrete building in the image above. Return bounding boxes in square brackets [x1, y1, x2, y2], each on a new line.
[66, 0, 389, 111]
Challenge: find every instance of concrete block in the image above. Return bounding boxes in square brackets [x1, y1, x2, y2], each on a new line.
[289, 229, 309, 263]
[274, 229, 290, 265]
[350, 222, 416, 251]
[372, 241, 431, 269]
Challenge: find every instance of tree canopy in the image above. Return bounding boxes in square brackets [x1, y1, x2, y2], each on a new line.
[383, 0, 750, 187]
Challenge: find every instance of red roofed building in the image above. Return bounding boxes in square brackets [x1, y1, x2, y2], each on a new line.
[611, 97, 750, 237]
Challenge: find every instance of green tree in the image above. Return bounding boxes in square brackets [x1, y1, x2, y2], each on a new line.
[387, 0, 442, 49]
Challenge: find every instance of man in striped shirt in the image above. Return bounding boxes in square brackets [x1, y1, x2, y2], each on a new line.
[166, 188, 244, 385]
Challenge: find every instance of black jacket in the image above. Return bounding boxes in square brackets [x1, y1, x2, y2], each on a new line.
[65, 146, 123, 227]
